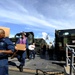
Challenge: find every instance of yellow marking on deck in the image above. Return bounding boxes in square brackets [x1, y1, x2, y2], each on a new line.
[9, 67, 64, 75]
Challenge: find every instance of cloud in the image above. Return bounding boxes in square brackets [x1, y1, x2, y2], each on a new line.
[42, 32, 54, 44]
[42, 32, 50, 40]
[0, 0, 75, 31]
[1, 0, 75, 42]
[0, 0, 58, 29]
[0, 0, 28, 13]
[9, 34, 14, 38]
[0, 9, 58, 29]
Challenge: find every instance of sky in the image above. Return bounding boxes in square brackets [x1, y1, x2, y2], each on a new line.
[0, 0, 75, 44]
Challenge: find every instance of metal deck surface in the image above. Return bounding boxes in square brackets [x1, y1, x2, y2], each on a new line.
[8, 54, 65, 74]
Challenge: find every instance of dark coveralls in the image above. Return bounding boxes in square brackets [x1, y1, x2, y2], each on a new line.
[0, 37, 14, 75]
[16, 38, 28, 66]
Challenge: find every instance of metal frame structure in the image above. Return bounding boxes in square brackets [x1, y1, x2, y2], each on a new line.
[65, 44, 75, 75]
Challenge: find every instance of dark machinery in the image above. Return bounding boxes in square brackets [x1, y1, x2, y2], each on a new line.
[55, 29, 75, 61]
[10, 32, 34, 45]
[10, 32, 34, 58]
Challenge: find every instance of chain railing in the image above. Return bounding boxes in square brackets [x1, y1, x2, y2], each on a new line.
[66, 44, 75, 75]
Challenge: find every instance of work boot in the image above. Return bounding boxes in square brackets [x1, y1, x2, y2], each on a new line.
[19, 65, 23, 72]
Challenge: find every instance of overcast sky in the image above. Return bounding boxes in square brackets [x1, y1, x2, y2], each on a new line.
[0, 0, 75, 44]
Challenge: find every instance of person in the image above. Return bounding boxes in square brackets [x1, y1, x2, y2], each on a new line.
[15, 32, 28, 72]
[28, 43, 35, 59]
[42, 44, 46, 58]
[0, 29, 14, 75]
[46, 45, 49, 59]
[48, 42, 53, 60]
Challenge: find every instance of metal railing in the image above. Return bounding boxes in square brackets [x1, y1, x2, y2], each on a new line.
[66, 44, 75, 75]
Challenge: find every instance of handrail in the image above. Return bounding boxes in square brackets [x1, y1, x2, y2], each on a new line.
[66, 44, 75, 75]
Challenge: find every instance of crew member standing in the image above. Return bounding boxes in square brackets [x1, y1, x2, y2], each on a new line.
[28, 43, 35, 59]
[0, 29, 14, 75]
